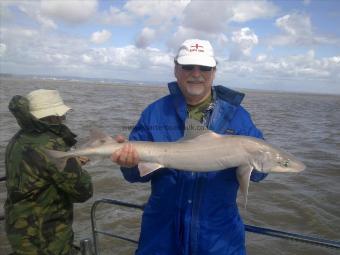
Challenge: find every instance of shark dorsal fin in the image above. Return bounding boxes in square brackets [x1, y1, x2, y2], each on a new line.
[183, 118, 210, 140]
[81, 128, 114, 148]
[181, 118, 221, 142]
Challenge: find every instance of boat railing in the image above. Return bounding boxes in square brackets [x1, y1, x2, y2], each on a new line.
[91, 199, 144, 254]
[1, 176, 340, 254]
[89, 198, 340, 254]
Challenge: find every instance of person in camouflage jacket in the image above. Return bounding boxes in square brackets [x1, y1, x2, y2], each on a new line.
[5, 91, 93, 255]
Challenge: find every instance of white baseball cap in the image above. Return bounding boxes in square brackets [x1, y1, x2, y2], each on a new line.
[175, 39, 216, 67]
[26, 89, 71, 119]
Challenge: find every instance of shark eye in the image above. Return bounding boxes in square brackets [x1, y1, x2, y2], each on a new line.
[280, 160, 290, 167]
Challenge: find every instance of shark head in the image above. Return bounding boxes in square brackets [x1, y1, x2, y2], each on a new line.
[269, 150, 306, 173]
[251, 142, 306, 173]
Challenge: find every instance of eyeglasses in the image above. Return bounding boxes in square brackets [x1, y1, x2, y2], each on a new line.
[180, 64, 214, 72]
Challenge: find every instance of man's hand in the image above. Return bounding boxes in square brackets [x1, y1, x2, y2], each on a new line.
[77, 156, 90, 166]
[111, 135, 139, 168]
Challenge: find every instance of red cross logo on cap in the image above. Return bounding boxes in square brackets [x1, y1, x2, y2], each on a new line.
[190, 44, 204, 52]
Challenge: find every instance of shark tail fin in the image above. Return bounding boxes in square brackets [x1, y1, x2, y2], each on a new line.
[44, 149, 70, 172]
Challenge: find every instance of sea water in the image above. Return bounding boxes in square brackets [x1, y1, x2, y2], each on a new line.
[0, 76, 339, 254]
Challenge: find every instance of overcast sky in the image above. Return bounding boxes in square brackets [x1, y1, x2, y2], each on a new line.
[1, 0, 340, 94]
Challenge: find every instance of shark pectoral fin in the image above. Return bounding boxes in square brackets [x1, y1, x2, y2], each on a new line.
[138, 162, 164, 177]
[236, 165, 253, 208]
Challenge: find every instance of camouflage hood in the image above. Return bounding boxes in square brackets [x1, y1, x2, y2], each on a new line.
[9, 95, 77, 146]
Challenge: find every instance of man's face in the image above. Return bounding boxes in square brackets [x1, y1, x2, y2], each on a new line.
[40, 115, 66, 125]
[175, 62, 216, 104]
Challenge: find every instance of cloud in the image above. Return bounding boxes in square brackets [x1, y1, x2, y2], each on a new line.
[215, 50, 340, 93]
[230, 0, 278, 22]
[230, 27, 258, 60]
[81, 46, 172, 70]
[167, 26, 229, 55]
[167, 26, 203, 50]
[1, 2, 21, 24]
[328, 56, 340, 64]
[115, 0, 279, 54]
[125, 0, 190, 49]
[124, 0, 189, 26]
[7, 1, 58, 29]
[276, 13, 312, 37]
[256, 54, 267, 62]
[1, 23, 173, 80]
[40, 0, 98, 23]
[82, 54, 92, 64]
[2, 0, 339, 93]
[135, 27, 156, 48]
[0, 26, 90, 74]
[73, 45, 174, 81]
[2, 20, 339, 91]
[0, 43, 7, 57]
[181, 0, 278, 33]
[1, 21, 169, 74]
[35, 12, 57, 29]
[169, 0, 276, 53]
[220, 50, 340, 81]
[303, 0, 311, 6]
[182, 1, 234, 33]
[101, 6, 134, 26]
[270, 12, 339, 46]
[271, 51, 339, 79]
[1, 27, 39, 38]
[90, 29, 112, 44]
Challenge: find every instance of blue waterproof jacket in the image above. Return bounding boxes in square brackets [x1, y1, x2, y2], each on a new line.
[121, 82, 267, 255]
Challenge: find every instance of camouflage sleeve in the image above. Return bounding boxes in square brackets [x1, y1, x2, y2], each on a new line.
[55, 157, 93, 203]
[23, 146, 93, 203]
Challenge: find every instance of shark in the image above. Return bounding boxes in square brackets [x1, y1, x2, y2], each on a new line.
[45, 119, 305, 205]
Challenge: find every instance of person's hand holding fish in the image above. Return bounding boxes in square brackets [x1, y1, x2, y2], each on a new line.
[77, 156, 90, 166]
[111, 134, 140, 168]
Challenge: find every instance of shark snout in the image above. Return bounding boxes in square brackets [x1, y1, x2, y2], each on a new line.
[291, 160, 306, 172]
[271, 159, 306, 173]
